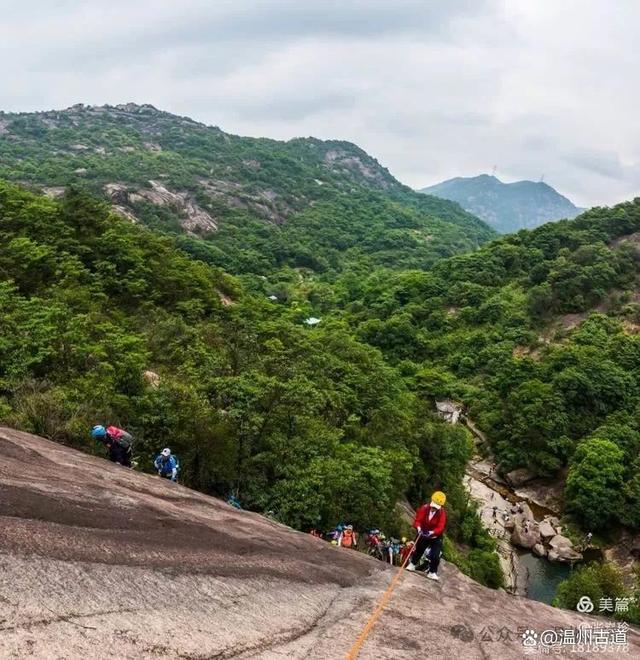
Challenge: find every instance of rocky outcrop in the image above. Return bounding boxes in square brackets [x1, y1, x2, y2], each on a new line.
[142, 370, 160, 388]
[463, 474, 524, 595]
[533, 543, 547, 557]
[323, 148, 392, 189]
[548, 534, 583, 562]
[2, 426, 629, 659]
[511, 522, 541, 549]
[435, 400, 462, 424]
[539, 520, 557, 541]
[514, 477, 564, 513]
[505, 467, 536, 487]
[506, 509, 582, 563]
[104, 181, 218, 234]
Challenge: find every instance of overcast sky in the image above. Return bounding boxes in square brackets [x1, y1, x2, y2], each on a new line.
[2, 0, 638, 207]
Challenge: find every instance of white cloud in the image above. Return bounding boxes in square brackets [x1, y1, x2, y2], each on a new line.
[0, 0, 638, 207]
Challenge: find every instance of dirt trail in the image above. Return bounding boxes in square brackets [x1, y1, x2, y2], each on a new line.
[1, 427, 637, 659]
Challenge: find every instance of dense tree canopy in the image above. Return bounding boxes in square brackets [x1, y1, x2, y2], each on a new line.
[336, 198, 640, 534]
[0, 182, 500, 584]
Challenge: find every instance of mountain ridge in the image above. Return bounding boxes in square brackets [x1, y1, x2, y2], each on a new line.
[421, 173, 583, 234]
[0, 103, 495, 274]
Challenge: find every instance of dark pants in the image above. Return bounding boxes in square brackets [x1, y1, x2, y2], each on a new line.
[108, 448, 132, 468]
[411, 535, 443, 573]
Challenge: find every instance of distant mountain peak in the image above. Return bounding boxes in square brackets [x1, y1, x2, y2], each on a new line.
[420, 174, 583, 233]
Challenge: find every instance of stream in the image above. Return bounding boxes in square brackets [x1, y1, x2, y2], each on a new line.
[517, 552, 571, 603]
[464, 457, 574, 604]
[460, 414, 592, 605]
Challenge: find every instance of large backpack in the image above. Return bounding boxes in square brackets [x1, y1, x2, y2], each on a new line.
[106, 426, 132, 451]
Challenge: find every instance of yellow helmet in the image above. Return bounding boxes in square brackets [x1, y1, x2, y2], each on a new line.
[431, 491, 446, 507]
[401, 537, 407, 543]
[330, 540, 338, 545]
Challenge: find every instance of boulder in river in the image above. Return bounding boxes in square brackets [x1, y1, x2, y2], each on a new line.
[511, 522, 541, 550]
[547, 535, 583, 562]
[532, 543, 547, 557]
[551, 546, 583, 562]
[549, 534, 573, 550]
[538, 520, 556, 540]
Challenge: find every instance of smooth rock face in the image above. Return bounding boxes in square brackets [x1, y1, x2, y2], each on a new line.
[549, 534, 573, 550]
[547, 535, 583, 562]
[0, 427, 635, 659]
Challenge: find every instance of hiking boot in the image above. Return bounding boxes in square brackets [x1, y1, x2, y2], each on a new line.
[405, 562, 416, 572]
[427, 572, 439, 581]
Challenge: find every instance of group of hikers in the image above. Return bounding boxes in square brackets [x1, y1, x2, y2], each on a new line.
[309, 490, 447, 581]
[91, 424, 446, 580]
[90, 424, 179, 481]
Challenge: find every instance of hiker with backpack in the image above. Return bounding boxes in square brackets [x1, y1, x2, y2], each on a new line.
[91, 425, 133, 467]
[338, 524, 357, 549]
[154, 447, 179, 482]
[405, 491, 447, 581]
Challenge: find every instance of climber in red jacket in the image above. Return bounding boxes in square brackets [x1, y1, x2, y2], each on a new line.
[405, 491, 447, 581]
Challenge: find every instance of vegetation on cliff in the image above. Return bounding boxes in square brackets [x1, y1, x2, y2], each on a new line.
[0, 182, 501, 585]
[0, 104, 495, 276]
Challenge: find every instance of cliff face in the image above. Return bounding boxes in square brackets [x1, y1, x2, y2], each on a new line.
[1, 427, 637, 659]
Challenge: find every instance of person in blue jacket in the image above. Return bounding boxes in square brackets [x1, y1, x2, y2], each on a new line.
[154, 448, 179, 482]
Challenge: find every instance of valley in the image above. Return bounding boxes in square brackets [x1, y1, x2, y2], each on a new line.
[1, 104, 639, 630]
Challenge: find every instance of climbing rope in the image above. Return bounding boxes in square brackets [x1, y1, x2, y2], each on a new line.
[344, 539, 418, 659]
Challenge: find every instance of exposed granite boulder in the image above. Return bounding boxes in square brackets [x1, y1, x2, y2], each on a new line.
[538, 520, 557, 540]
[511, 522, 541, 550]
[142, 369, 160, 388]
[533, 543, 547, 557]
[505, 468, 536, 487]
[435, 399, 462, 424]
[548, 535, 583, 562]
[512, 501, 534, 522]
[549, 534, 573, 550]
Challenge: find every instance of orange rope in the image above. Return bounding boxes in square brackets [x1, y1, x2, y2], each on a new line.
[344, 550, 414, 659]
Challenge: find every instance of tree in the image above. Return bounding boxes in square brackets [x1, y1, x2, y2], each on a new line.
[565, 438, 625, 530]
[554, 563, 625, 612]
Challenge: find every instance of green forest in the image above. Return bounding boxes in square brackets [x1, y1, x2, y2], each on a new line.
[0, 104, 494, 276]
[0, 182, 502, 587]
[336, 201, 640, 535]
[3, 105, 640, 601]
